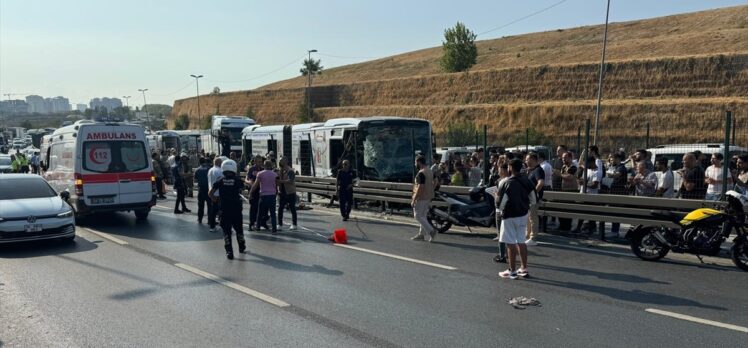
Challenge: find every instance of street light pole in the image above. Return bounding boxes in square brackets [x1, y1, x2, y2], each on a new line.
[190, 74, 204, 129]
[122, 96, 131, 121]
[138, 89, 149, 129]
[306, 49, 317, 122]
[592, 0, 611, 146]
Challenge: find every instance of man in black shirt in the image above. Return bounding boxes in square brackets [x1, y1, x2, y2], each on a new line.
[679, 152, 706, 200]
[336, 160, 355, 221]
[524, 153, 545, 246]
[244, 156, 263, 230]
[497, 159, 537, 280]
[209, 159, 246, 260]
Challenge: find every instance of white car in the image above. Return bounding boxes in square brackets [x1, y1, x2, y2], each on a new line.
[0, 174, 76, 243]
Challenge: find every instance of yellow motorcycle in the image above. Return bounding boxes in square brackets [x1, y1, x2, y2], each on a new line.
[626, 190, 748, 271]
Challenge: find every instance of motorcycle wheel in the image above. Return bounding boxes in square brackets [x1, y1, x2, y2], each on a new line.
[730, 239, 748, 272]
[630, 227, 671, 261]
[427, 209, 452, 234]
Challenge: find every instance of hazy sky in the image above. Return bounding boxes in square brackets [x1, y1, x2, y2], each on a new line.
[1, 0, 745, 107]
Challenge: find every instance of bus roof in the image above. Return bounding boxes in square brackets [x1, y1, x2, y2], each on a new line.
[322, 116, 427, 128]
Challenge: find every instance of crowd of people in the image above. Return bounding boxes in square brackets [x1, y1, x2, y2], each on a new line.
[5, 151, 41, 174]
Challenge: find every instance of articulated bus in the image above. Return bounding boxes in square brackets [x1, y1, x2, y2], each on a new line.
[241, 117, 432, 182]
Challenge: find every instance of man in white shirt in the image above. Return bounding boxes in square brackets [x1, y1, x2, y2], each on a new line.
[704, 153, 731, 201]
[207, 157, 223, 232]
[655, 157, 674, 198]
[167, 149, 177, 167]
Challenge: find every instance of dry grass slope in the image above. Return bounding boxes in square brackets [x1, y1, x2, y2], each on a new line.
[171, 5, 748, 151]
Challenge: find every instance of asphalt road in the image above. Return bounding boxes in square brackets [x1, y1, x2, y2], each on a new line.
[1, 196, 746, 347]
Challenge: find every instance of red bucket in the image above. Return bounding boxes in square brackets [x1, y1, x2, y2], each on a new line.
[333, 228, 348, 244]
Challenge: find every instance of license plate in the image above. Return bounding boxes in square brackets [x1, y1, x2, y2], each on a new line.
[90, 197, 115, 204]
[24, 224, 43, 232]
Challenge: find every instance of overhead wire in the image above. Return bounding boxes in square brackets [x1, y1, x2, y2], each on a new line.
[204, 54, 308, 84]
[476, 0, 569, 37]
[150, 80, 195, 96]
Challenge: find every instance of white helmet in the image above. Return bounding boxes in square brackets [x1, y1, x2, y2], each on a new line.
[221, 159, 237, 174]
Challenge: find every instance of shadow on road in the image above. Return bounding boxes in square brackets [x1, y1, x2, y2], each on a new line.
[530, 278, 727, 310]
[0, 237, 97, 259]
[237, 251, 344, 276]
[55, 254, 216, 301]
[532, 263, 670, 285]
[82, 212, 223, 243]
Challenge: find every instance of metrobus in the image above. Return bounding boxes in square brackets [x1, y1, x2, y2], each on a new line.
[308, 117, 432, 182]
[210, 115, 255, 157]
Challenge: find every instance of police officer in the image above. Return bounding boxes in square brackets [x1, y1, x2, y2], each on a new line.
[208, 159, 246, 259]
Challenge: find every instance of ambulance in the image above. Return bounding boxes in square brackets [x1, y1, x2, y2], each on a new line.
[44, 120, 156, 220]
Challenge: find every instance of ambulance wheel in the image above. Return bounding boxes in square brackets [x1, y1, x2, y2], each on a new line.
[135, 209, 150, 221]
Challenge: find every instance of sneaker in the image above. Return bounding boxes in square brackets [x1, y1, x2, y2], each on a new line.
[411, 234, 425, 241]
[493, 255, 507, 263]
[238, 244, 246, 254]
[517, 268, 529, 278]
[525, 239, 538, 246]
[183, 209, 192, 213]
[499, 270, 518, 280]
[174, 210, 183, 214]
[226, 251, 234, 260]
[289, 225, 297, 230]
[209, 227, 216, 233]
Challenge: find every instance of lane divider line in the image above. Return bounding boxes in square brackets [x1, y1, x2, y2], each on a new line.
[645, 308, 748, 333]
[82, 228, 129, 245]
[333, 244, 458, 271]
[174, 263, 290, 308]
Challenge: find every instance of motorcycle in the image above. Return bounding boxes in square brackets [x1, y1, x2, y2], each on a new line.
[427, 186, 495, 233]
[626, 190, 748, 271]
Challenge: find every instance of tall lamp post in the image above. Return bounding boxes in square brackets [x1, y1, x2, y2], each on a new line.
[138, 89, 149, 129]
[190, 74, 203, 129]
[592, 0, 611, 146]
[306, 49, 317, 122]
[122, 96, 131, 122]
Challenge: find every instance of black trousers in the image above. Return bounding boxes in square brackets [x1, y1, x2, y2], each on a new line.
[278, 193, 297, 226]
[174, 187, 187, 212]
[221, 210, 245, 252]
[249, 193, 260, 227]
[156, 177, 165, 196]
[197, 189, 211, 222]
[339, 189, 353, 218]
[209, 200, 220, 228]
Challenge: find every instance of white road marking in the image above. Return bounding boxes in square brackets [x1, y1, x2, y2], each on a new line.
[645, 308, 748, 333]
[333, 244, 457, 271]
[82, 228, 129, 245]
[174, 263, 290, 308]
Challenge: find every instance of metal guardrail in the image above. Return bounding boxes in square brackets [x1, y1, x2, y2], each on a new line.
[295, 175, 727, 229]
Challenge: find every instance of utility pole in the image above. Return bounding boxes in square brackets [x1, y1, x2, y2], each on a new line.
[592, 0, 611, 146]
[306, 49, 317, 122]
[138, 89, 149, 129]
[190, 74, 203, 129]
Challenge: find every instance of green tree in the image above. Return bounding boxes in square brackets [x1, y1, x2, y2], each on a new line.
[445, 119, 479, 146]
[296, 103, 318, 123]
[440, 22, 478, 73]
[300, 58, 323, 77]
[174, 114, 190, 130]
[245, 106, 256, 119]
[20, 120, 34, 129]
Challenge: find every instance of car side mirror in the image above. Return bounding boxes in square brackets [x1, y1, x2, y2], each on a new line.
[60, 191, 70, 201]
